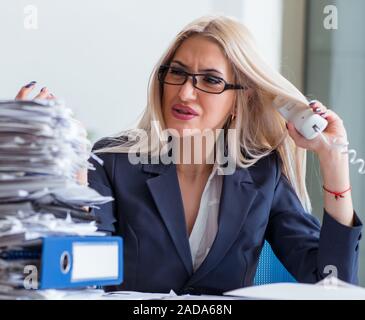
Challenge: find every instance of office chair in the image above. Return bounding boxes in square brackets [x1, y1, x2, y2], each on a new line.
[253, 241, 296, 285]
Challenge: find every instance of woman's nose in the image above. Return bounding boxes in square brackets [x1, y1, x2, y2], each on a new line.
[178, 77, 197, 101]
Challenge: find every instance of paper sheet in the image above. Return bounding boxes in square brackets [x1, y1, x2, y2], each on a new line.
[224, 277, 365, 300]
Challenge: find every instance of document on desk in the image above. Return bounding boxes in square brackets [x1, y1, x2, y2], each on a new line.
[101, 290, 179, 300]
[62, 291, 240, 300]
[224, 277, 365, 300]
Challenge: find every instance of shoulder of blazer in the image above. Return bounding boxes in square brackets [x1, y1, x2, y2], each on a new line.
[245, 150, 281, 187]
[92, 136, 129, 151]
[90, 137, 125, 184]
[91, 139, 281, 183]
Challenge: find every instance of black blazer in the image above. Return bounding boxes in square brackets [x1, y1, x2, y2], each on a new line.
[88, 141, 362, 295]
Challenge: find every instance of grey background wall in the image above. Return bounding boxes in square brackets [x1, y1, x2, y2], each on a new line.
[0, 0, 283, 142]
[305, 0, 365, 285]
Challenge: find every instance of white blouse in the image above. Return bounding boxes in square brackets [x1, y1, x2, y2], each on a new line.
[188, 164, 224, 272]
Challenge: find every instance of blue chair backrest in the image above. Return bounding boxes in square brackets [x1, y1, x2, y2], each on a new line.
[254, 241, 296, 285]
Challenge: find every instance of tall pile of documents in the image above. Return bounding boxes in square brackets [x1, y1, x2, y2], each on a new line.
[0, 99, 115, 297]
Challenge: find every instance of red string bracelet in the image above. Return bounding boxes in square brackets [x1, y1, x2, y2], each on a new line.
[323, 185, 351, 200]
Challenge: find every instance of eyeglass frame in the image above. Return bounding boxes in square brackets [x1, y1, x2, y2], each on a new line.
[158, 64, 248, 94]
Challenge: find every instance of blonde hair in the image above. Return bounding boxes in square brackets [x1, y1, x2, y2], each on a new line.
[96, 15, 312, 212]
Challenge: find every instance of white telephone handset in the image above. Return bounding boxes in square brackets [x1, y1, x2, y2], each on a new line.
[273, 96, 328, 140]
[273, 96, 365, 175]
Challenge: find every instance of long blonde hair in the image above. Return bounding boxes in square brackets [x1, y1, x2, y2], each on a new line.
[96, 15, 312, 212]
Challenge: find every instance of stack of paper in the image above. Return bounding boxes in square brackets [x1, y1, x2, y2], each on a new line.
[0, 99, 114, 295]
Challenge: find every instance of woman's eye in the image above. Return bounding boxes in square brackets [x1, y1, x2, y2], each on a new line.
[170, 68, 186, 76]
[204, 75, 223, 85]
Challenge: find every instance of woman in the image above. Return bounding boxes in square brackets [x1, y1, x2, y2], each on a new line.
[16, 15, 362, 295]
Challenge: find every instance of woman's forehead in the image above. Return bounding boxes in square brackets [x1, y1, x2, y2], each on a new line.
[172, 35, 231, 75]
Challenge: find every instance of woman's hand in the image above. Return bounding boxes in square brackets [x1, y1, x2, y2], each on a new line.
[286, 100, 348, 158]
[15, 81, 55, 100]
[287, 100, 354, 227]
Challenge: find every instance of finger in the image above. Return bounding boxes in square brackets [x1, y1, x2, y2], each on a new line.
[76, 168, 88, 186]
[15, 81, 37, 100]
[310, 103, 326, 111]
[321, 109, 342, 123]
[313, 108, 330, 123]
[287, 122, 309, 146]
[309, 100, 327, 113]
[34, 87, 49, 100]
[308, 99, 319, 106]
[318, 111, 328, 118]
[46, 93, 56, 100]
[311, 105, 328, 119]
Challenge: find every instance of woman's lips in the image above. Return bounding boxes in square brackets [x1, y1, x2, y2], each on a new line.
[171, 104, 199, 120]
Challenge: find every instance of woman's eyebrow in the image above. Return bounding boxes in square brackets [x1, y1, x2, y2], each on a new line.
[171, 60, 223, 75]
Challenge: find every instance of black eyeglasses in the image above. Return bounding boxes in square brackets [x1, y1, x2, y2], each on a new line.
[158, 64, 247, 94]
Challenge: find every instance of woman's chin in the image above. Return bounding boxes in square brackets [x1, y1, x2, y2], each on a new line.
[165, 125, 203, 138]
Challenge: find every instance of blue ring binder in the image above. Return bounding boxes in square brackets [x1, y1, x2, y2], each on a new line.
[38, 236, 123, 289]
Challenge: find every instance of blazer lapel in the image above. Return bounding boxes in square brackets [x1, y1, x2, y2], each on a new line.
[143, 163, 193, 276]
[186, 167, 258, 286]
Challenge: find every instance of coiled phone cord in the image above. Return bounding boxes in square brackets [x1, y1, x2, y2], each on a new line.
[314, 125, 365, 175]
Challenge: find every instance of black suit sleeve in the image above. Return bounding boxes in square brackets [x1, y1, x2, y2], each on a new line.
[265, 154, 362, 284]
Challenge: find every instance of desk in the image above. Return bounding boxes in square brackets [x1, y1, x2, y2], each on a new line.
[5, 279, 365, 300]
[34, 289, 243, 300]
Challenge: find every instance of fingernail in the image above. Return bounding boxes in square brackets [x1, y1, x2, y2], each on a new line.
[309, 100, 317, 105]
[25, 81, 37, 88]
[314, 107, 321, 112]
